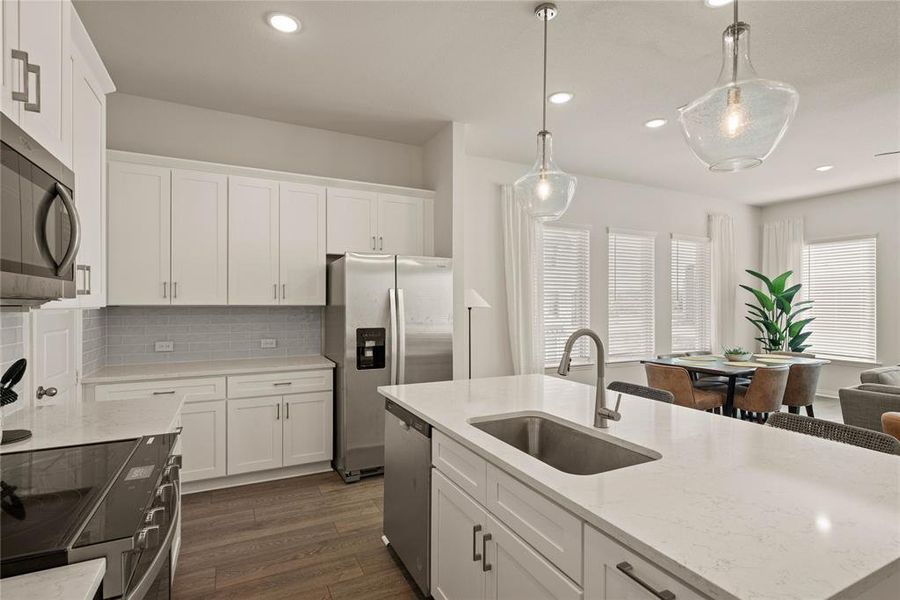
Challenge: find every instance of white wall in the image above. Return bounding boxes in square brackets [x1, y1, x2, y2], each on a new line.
[760, 181, 900, 397]
[459, 154, 762, 384]
[107, 93, 424, 188]
[423, 123, 454, 258]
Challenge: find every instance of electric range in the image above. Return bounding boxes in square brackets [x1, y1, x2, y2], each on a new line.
[1, 434, 181, 599]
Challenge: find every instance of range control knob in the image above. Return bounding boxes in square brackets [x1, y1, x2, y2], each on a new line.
[144, 506, 167, 526]
[135, 525, 160, 551]
[155, 482, 174, 504]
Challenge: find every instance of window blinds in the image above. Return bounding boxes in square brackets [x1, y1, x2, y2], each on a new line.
[802, 236, 877, 362]
[608, 229, 655, 361]
[543, 225, 591, 365]
[671, 235, 712, 353]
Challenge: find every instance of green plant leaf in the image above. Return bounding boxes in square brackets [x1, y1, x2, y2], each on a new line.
[770, 271, 793, 295]
[775, 295, 792, 314]
[740, 284, 774, 311]
[745, 317, 767, 334]
[790, 331, 812, 348]
[787, 305, 813, 322]
[745, 304, 768, 319]
[788, 318, 814, 337]
[779, 284, 802, 305]
[745, 270, 774, 292]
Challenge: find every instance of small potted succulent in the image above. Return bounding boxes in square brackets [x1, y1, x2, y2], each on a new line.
[722, 346, 753, 362]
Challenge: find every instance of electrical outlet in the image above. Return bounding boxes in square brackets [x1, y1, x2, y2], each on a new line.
[155, 341, 174, 352]
[260, 339, 277, 349]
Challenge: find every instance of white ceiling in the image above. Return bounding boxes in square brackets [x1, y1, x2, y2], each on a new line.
[74, 1, 900, 205]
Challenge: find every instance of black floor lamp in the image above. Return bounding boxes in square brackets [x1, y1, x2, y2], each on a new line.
[465, 289, 491, 379]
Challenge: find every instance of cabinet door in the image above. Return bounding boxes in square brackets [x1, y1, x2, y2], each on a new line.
[228, 176, 279, 305]
[378, 194, 423, 255]
[70, 51, 105, 308]
[226, 395, 283, 475]
[432, 469, 488, 600]
[172, 170, 228, 305]
[282, 391, 332, 466]
[485, 513, 582, 600]
[326, 187, 377, 254]
[107, 162, 171, 305]
[17, 0, 71, 166]
[180, 399, 226, 482]
[279, 182, 325, 305]
[1, 0, 20, 121]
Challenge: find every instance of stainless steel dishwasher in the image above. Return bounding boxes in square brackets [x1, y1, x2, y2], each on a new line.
[383, 398, 432, 596]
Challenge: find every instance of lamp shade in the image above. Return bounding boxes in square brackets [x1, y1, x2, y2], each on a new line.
[465, 289, 491, 309]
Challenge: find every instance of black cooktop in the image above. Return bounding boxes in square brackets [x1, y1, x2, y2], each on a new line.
[0, 439, 139, 574]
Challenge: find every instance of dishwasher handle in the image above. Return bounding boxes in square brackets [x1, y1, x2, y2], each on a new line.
[385, 399, 431, 437]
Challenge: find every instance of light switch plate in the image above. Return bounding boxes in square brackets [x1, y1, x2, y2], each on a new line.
[155, 341, 174, 352]
[260, 339, 277, 349]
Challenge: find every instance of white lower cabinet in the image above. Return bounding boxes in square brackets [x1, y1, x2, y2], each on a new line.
[180, 399, 226, 482]
[227, 395, 284, 475]
[432, 469, 581, 600]
[283, 391, 332, 466]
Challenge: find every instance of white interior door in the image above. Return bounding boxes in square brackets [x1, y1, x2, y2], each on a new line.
[378, 194, 424, 255]
[107, 162, 171, 305]
[17, 0, 71, 166]
[180, 399, 227, 482]
[282, 392, 332, 466]
[30, 309, 76, 405]
[172, 170, 228, 305]
[326, 187, 378, 254]
[228, 176, 279, 305]
[279, 182, 326, 305]
[226, 395, 283, 475]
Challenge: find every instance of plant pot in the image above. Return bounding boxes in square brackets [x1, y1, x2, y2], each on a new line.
[724, 352, 753, 362]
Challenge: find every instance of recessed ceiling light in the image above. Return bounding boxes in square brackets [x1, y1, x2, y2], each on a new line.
[704, 0, 734, 7]
[815, 164, 834, 172]
[644, 118, 668, 129]
[548, 91, 574, 104]
[267, 13, 300, 33]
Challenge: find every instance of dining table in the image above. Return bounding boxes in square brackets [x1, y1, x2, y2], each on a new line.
[640, 354, 830, 417]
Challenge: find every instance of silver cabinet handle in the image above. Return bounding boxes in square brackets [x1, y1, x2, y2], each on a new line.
[162, 281, 167, 298]
[53, 183, 80, 276]
[273, 283, 277, 300]
[276, 403, 280, 420]
[282, 283, 286, 299]
[481, 533, 492, 572]
[36, 386, 57, 399]
[371, 235, 376, 250]
[152, 390, 175, 395]
[24, 61, 40, 112]
[472, 525, 482, 562]
[273, 382, 292, 387]
[285, 403, 290, 419]
[87, 265, 91, 295]
[616, 562, 676, 600]
[10, 49, 28, 103]
[76, 265, 89, 295]
[173, 281, 178, 299]
[379, 236, 383, 250]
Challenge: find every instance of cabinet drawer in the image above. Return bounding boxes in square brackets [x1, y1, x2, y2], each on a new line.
[584, 525, 706, 600]
[94, 377, 226, 403]
[432, 430, 487, 505]
[227, 369, 332, 399]
[486, 464, 583, 585]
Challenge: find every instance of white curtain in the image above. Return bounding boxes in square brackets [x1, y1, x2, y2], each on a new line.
[708, 214, 735, 350]
[762, 218, 805, 280]
[501, 184, 544, 374]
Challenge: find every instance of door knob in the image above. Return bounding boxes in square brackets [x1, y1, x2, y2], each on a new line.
[36, 386, 57, 399]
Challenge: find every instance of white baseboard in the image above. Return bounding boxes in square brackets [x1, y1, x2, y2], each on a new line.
[181, 461, 333, 494]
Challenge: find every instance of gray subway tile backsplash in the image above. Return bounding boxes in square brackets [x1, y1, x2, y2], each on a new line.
[82, 306, 322, 374]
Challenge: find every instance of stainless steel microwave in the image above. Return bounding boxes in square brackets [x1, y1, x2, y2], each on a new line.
[1, 113, 80, 306]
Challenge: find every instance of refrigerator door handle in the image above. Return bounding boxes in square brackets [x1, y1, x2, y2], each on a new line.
[389, 288, 398, 385]
[397, 288, 406, 385]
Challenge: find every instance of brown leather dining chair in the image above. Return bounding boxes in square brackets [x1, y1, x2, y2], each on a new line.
[733, 366, 790, 423]
[781, 362, 822, 417]
[882, 412, 900, 441]
[645, 363, 725, 412]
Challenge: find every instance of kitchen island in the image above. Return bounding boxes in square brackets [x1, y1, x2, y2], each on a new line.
[378, 375, 900, 600]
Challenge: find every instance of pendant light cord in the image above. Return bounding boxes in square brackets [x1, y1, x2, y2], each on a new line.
[731, 0, 739, 84]
[542, 10, 548, 132]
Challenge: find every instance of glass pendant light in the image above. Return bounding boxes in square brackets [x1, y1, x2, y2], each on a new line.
[514, 3, 576, 221]
[678, 0, 799, 172]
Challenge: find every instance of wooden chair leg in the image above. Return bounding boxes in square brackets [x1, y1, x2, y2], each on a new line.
[788, 406, 799, 415]
[805, 405, 814, 418]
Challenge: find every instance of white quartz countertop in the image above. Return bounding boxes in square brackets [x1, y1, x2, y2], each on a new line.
[81, 354, 334, 384]
[0, 394, 183, 454]
[0, 558, 105, 600]
[378, 375, 900, 600]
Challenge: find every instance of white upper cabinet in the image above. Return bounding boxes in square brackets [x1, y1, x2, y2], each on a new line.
[326, 187, 378, 253]
[3, 0, 72, 166]
[108, 162, 171, 305]
[228, 175, 279, 305]
[279, 182, 326, 305]
[172, 170, 228, 305]
[378, 193, 424, 255]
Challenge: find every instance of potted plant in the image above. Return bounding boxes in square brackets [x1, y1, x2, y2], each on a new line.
[722, 346, 753, 362]
[741, 270, 814, 353]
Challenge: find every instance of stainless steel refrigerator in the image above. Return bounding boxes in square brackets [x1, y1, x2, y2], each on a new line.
[324, 253, 452, 483]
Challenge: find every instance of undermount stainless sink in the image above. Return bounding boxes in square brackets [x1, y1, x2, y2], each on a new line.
[470, 414, 660, 475]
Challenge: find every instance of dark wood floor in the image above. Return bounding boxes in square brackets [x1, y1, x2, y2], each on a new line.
[174, 472, 423, 599]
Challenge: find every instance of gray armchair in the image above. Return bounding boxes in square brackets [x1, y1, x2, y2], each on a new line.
[839, 365, 900, 431]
